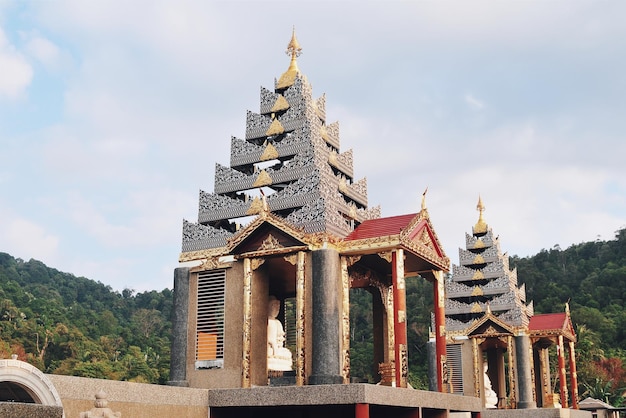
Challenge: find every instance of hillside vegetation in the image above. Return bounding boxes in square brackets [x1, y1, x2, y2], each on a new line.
[0, 253, 172, 383]
[0, 228, 624, 404]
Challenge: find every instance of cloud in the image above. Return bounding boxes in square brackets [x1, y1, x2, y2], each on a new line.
[0, 26, 33, 98]
[22, 31, 62, 70]
[465, 94, 485, 110]
[0, 212, 60, 262]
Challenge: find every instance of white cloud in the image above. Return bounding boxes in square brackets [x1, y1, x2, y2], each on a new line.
[465, 94, 484, 110]
[0, 213, 60, 262]
[22, 31, 61, 70]
[0, 26, 33, 98]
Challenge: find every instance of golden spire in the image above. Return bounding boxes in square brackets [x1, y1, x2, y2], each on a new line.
[286, 26, 302, 71]
[473, 195, 488, 234]
[276, 27, 303, 89]
[421, 187, 428, 211]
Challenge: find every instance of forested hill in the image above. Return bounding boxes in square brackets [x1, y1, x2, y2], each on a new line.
[0, 252, 172, 383]
[0, 228, 625, 403]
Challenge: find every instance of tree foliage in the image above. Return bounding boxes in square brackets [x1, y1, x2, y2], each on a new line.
[0, 253, 171, 383]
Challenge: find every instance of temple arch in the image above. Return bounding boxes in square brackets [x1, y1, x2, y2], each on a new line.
[0, 357, 64, 414]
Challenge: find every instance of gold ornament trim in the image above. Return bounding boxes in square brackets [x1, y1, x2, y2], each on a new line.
[242, 258, 252, 388]
[471, 286, 484, 296]
[276, 28, 302, 90]
[320, 124, 329, 142]
[472, 338, 480, 398]
[345, 255, 361, 267]
[260, 143, 279, 161]
[246, 197, 263, 215]
[472, 270, 484, 280]
[271, 95, 290, 113]
[259, 234, 283, 251]
[250, 258, 265, 271]
[341, 256, 351, 383]
[473, 195, 488, 234]
[328, 150, 337, 166]
[296, 251, 306, 386]
[473, 254, 485, 264]
[283, 253, 297, 265]
[265, 119, 285, 136]
[379, 251, 393, 263]
[253, 170, 272, 187]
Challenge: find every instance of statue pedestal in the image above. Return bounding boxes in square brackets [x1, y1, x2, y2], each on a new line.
[268, 356, 292, 372]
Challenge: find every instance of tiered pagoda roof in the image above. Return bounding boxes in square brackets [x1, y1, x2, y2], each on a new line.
[182, 30, 380, 254]
[445, 197, 533, 335]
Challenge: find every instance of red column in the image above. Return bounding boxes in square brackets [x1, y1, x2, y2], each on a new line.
[392, 250, 408, 388]
[557, 335, 568, 407]
[569, 341, 579, 409]
[355, 403, 370, 418]
[433, 270, 447, 392]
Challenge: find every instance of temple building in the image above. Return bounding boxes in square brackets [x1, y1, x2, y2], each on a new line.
[434, 197, 580, 409]
[167, 30, 472, 417]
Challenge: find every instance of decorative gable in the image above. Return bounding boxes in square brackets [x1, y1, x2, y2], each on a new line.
[467, 313, 514, 337]
[229, 216, 309, 257]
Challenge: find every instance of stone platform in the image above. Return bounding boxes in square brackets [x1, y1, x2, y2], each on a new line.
[208, 383, 483, 418]
[483, 409, 592, 418]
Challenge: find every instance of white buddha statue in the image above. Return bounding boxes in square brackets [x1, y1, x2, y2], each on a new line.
[267, 296, 292, 371]
[483, 362, 498, 408]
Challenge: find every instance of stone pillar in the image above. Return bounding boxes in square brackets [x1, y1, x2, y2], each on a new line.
[309, 248, 343, 385]
[168, 267, 189, 387]
[515, 334, 537, 408]
[569, 341, 579, 409]
[427, 339, 438, 391]
[392, 249, 408, 388]
[433, 270, 447, 392]
[557, 335, 568, 407]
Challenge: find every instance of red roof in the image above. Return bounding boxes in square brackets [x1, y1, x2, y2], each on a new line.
[528, 312, 567, 331]
[345, 213, 417, 241]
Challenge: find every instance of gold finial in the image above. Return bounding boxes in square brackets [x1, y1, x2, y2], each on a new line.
[565, 300, 570, 315]
[421, 187, 428, 211]
[473, 195, 488, 234]
[286, 26, 302, 64]
[276, 27, 303, 89]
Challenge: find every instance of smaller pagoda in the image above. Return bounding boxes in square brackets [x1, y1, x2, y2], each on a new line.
[446, 196, 533, 334]
[433, 197, 579, 410]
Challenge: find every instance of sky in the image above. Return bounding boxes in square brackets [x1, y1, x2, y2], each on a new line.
[1, 1, 625, 292]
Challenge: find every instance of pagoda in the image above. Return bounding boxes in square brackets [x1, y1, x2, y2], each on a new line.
[434, 197, 579, 410]
[168, 31, 458, 417]
[182, 29, 379, 253]
[446, 196, 533, 334]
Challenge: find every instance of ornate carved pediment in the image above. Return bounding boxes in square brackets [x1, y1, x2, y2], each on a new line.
[467, 313, 514, 337]
[230, 217, 309, 257]
[400, 216, 449, 271]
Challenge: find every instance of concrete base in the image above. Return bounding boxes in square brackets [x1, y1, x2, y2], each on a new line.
[208, 384, 482, 417]
[483, 408, 592, 418]
[0, 402, 63, 418]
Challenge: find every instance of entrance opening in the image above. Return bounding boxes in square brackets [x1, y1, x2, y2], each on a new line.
[0, 381, 36, 403]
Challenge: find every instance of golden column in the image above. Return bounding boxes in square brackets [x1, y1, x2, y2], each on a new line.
[296, 251, 306, 386]
[433, 269, 448, 392]
[568, 340, 579, 408]
[341, 256, 351, 384]
[242, 258, 252, 388]
[557, 335, 568, 407]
